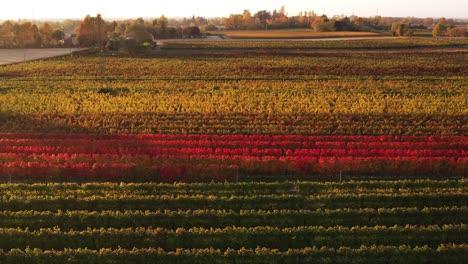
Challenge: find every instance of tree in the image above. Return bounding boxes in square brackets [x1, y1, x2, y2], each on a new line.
[203, 24, 218, 31]
[432, 23, 446, 37]
[51, 29, 65, 43]
[76, 14, 107, 47]
[447, 27, 467, 37]
[126, 21, 153, 43]
[14, 22, 41, 48]
[39, 23, 53, 47]
[437, 17, 447, 25]
[181, 26, 201, 38]
[334, 17, 355, 31]
[0, 21, 15, 48]
[242, 10, 255, 29]
[224, 14, 244, 30]
[152, 15, 169, 38]
[391, 22, 412, 36]
[312, 15, 335, 32]
[445, 19, 455, 29]
[271, 6, 289, 29]
[254, 10, 272, 30]
[423, 17, 434, 27]
[62, 19, 80, 34]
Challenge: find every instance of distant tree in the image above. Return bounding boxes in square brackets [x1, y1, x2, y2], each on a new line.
[203, 24, 218, 31]
[157, 15, 169, 35]
[181, 26, 201, 38]
[0, 21, 15, 48]
[194, 16, 208, 27]
[242, 10, 255, 29]
[39, 23, 53, 46]
[445, 19, 456, 29]
[62, 19, 80, 34]
[254, 10, 272, 30]
[437, 17, 447, 25]
[334, 17, 355, 31]
[14, 22, 41, 48]
[312, 15, 335, 32]
[391, 22, 412, 36]
[432, 23, 447, 37]
[76, 14, 107, 47]
[271, 6, 289, 29]
[152, 15, 169, 38]
[224, 14, 244, 30]
[126, 21, 153, 43]
[108, 21, 118, 34]
[352, 17, 369, 31]
[447, 27, 467, 37]
[423, 17, 434, 27]
[51, 29, 65, 43]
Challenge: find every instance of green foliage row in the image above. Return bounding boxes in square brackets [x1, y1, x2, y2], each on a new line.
[2, 179, 464, 197]
[1, 193, 466, 212]
[0, 225, 465, 251]
[0, 244, 466, 264]
[1, 207, 465, 230]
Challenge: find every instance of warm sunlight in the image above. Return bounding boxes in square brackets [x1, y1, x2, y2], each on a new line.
[0, 0, 466, 262]
[1, 0, 467, 20]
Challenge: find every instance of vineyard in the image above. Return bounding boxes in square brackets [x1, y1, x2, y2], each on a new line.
[212, 30, 380, 39]
[0, 39, 466, 262]
[0, 134, 465, 182]
[0, 180, 466, 262]
[161, 37, 468, 49]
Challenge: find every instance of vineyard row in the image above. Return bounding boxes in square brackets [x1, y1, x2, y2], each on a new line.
[0, 244, 465, 264]
[0, 224, 465, 251]
[1, 207, 465, 230]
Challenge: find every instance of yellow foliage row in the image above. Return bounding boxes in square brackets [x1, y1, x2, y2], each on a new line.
[0, 80, 465, 115]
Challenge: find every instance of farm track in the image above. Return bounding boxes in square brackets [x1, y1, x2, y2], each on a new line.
[0, 48, 87, 65]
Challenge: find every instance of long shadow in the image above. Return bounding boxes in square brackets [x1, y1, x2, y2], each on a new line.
[0, 112, 97, 134]
[0, 112, 464, 136]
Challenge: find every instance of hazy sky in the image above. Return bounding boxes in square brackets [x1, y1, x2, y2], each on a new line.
[1, 0, 467, 20]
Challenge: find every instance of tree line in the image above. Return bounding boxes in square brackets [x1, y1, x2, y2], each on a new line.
[223, 8, 466, 37]
[0, 7, 466, 49]
[0, 21, 66, 48]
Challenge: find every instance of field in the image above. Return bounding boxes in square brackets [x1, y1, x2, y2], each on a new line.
[213, 30, 381, 39]
[0, 39, 466, 262]
[161, 37, 468, 49]
[0, 180, 466, 262]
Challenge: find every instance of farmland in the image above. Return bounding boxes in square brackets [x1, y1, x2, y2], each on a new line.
[0, 180, 466, 262]
[161, 37, 468, 49]
[0, 39, 467, 262]
[212, 30, 381, 39]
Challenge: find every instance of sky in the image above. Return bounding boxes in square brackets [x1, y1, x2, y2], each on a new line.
[1, 0, 467, 20]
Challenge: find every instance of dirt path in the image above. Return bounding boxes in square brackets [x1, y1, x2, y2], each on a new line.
[0, 48, 87, 65]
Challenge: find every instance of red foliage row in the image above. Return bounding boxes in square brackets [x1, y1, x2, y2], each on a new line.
[0, 134, 464, 142]
[0, 134, 465, 182]
[0, 146, 463, 158]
